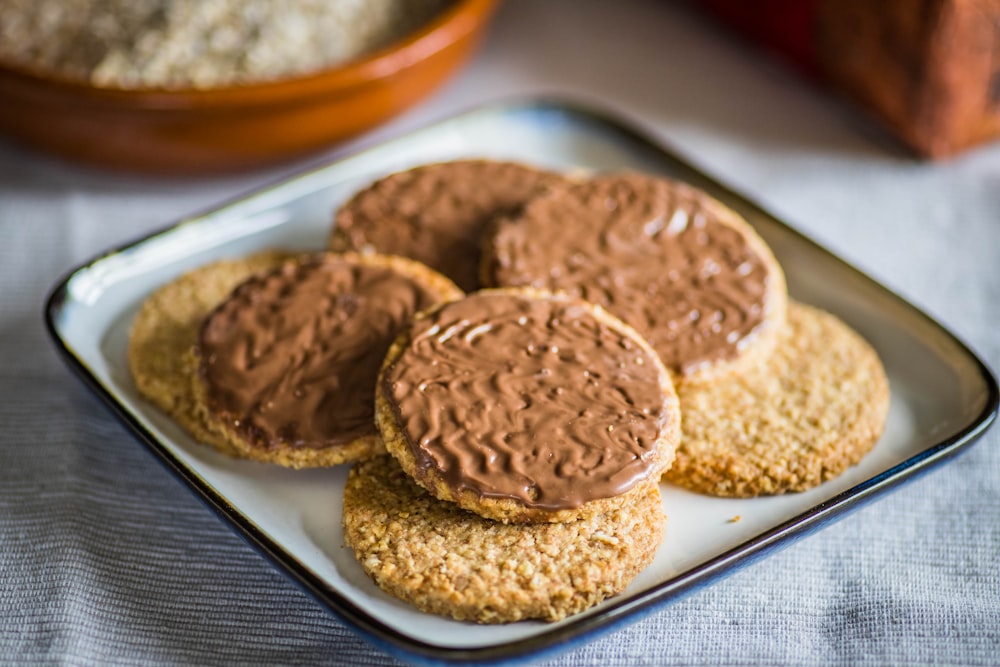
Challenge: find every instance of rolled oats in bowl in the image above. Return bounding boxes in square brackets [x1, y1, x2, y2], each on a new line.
[0, 0, 453, 88]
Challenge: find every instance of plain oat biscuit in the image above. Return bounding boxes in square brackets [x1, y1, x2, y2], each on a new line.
[127, 251, 292, 456]
[342, 455, 666, 623]
[376, 288, 680, 524]
[664, 301, 891, 497]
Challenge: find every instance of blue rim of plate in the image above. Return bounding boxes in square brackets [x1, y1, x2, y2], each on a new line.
[43, 96, 999, 666]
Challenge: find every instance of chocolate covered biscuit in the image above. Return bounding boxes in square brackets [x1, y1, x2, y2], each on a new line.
[376, 288, 680, 523]
[330, 160, 566, 291]
[129, 251, 462, 467]
[128, 251, 293, 457]
[483, 173, 787, 384]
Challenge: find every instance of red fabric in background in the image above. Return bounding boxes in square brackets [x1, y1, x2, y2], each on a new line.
[693, 0, 822, 78]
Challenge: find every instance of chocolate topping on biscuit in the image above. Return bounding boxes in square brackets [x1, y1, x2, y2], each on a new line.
[382, 291, 673, 509]
[333, 160, 564, 291]
[487, 174, 777, 376]
[198, 256, 442, 451]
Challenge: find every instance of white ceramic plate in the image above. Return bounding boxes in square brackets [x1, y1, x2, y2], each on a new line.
[45, 99, 998, 666]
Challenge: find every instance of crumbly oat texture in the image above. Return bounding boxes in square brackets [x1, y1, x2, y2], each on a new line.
[375, 287, 680, 524]
[0, 0, 451, 89]
[664, 301, 891, 497]
[127, 251, 291, 456]
[342, 455, 666, 623]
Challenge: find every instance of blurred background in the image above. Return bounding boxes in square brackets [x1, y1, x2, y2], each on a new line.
[1, 0, 997, 172]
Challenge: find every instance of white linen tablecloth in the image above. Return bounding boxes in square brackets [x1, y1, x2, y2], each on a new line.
[2, 1, 998, 664]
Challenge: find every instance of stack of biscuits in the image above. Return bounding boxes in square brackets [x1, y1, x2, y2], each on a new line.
[128, 159, 890, 624]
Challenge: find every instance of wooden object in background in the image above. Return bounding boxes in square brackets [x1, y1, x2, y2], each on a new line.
[694, 0, 1000, 158]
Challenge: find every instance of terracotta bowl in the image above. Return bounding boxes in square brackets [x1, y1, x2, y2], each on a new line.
[0, 0, 499, 173]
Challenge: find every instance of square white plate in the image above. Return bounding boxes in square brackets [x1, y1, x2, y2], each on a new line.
[45, 99, 998, 666]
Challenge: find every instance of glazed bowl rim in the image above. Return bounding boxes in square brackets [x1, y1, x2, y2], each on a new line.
[0, 0, 497, 110]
